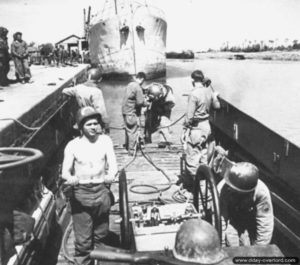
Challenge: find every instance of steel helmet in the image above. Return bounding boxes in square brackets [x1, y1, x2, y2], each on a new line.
[88, 68, 103, 82]
[0, 27, 8, 37]
[173, 219, 227, 264]
[191, 70, 204, 82]
[147, 83, 163, 100]
[75, 106, 102, 129]
[224, 162, 258, 193]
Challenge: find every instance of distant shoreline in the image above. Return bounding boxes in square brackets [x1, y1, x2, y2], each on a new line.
[194, 51, 300, 61]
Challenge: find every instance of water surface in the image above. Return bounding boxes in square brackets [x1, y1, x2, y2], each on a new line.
[101, 58, 300, 146]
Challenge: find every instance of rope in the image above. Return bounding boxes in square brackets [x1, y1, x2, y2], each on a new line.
[119, 140, 139, 171]
[0, 110, 184, 133]
[123, 133, 173, 195]
[156, 113, 185, 129]
[133, 147, 172, 192]
[117, 113, 187, 195]
[0, 118, 40, 131]
[108, 113, 186, 131]
[62, 220, 74, 263]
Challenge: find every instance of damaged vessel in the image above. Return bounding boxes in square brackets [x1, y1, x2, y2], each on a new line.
[87, 0, 167, 79]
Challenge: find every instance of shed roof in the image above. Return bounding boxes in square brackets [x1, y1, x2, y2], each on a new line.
[56, 34, 81, 45]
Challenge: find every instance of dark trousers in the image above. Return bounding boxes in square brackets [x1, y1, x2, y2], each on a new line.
[0, 59, 9, 86]
[70, 189, 111, 265]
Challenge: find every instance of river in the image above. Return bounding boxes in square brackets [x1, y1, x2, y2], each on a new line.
[166, 58, 300, 147]
[101, 58, 300, 147]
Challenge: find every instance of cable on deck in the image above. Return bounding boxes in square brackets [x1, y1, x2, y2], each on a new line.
[0, 118, 40, 131]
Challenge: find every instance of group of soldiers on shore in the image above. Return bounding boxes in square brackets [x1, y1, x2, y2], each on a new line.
[61, 67, 274, 265]
[0, 27, 31, 86]
[40, 45, 90, 67]
[0, 26, 91, 87]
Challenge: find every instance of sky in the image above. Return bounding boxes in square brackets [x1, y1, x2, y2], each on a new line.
[1, 0, 300, 51]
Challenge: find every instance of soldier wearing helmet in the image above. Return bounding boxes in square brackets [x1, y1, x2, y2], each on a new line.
[217, 162, 274, 247]
[0, 27, 10, 86]
[62, 106, 118, 265]
[11, 32, 31, 84]
[122, 72, 148, 155]
[144, 82, 175, 147]
[62, 68, 110, 134]
[181, 70, 220, 191]
[173, 219, 227, 264]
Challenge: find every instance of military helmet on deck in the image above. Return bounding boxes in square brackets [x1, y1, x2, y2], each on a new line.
[173, 219, 227, 264]
[224, 162, 259, 193]
[75, 106, 102, 130]
[88, 68, 103, 82]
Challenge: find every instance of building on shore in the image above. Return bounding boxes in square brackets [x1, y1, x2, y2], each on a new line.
[55, 34, 88, 54]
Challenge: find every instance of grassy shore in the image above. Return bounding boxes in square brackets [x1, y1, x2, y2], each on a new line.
[195, 51, 300, 61]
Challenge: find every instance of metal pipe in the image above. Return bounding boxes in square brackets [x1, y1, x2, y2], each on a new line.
[130, 0, 137, 75]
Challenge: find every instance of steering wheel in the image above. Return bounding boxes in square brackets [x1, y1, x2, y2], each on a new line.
[0, 147, 43, 170]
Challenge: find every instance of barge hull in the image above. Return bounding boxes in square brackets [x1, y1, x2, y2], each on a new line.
[211, 97, 300, 255]
[0, 65, 89, 265]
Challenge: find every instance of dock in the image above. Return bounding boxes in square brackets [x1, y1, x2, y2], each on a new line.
[0, 64, 89, 147]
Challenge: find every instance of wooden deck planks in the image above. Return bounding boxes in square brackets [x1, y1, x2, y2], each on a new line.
[56, 142, 184, 265]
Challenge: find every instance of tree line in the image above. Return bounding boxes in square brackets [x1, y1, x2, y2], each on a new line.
[220, 39, 300, 52]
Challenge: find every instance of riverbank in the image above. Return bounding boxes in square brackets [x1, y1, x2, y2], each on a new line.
[195, 51, 300, 61]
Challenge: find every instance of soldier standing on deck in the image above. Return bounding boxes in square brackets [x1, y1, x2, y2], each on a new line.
[0, 27, 10, 87]
[62, 68, 110, 134]
[62, 106, 118, 265]
[217, 162, 274, 247]
[144, 82, 175, 147]
[122, 72, 148, 155]
[182, 70, 220, 191]
[11, 32, 31, 84]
